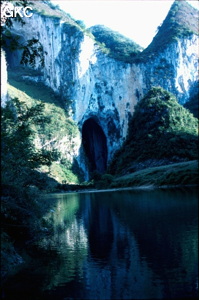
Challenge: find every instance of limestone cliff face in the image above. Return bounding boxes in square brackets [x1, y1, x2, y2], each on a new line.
[1, 49, 8, 107]
[5, 13, 140, 164]
[3, 5, 198, 176]
[74, 44, 139, 160]
[71, 32, 198, 164]
[141, 35, 198, 105]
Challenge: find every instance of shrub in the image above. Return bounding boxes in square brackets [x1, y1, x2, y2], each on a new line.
[95, 174, 114, 189]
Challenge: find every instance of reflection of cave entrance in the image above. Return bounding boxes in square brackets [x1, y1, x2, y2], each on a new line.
[82, 118, 107, 174]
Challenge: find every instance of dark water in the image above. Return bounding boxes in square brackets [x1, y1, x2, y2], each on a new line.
[3, 188, 198, 299]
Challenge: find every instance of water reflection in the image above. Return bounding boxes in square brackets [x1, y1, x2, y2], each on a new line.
[3, 188, 198, 299]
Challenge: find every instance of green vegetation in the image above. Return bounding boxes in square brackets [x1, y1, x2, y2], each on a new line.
[7, 68, 82, 186]
[109, 87, 198, 175]
[139, 0, 198, 61]
[1, 0, 84, 279]
[1, 1, 84, 72]
[31, 0, 87, 39]
[4, 0, 197, 68]
[32, 1, 78, 25]
[111, 160, 198, 188]
[1, 0, 198, 281]
[8, 68, 63, 107]
[20, 38, 45, 68]
[1, 97, 56, 184]
[184, 82, 199, 118]
[90, 25, 143, 62]
[88, 1, 198, 63]
[93, 173, 114, 189]
[1, 68, 84, 278]
[1, 95, 58, 278]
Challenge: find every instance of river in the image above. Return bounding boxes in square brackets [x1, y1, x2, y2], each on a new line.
[2, 187, 198, 299]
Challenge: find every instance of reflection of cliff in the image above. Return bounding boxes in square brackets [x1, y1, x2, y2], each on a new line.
[39, 194, 88, 289]
[34, 189, 197, 299]
[39, 192, 163, 298]
[87, 201, 114, 261]
[82, 199, 163, 299]
[99, 189, 198, 291]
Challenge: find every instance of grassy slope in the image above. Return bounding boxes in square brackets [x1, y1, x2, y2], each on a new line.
[111, 160, 198, 188]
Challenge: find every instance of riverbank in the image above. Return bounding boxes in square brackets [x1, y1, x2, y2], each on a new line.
[1, 160, 198, 283]
[54, 160, 198, 193]
[109, 160, 198, 189]
[52, 184, 198, 197]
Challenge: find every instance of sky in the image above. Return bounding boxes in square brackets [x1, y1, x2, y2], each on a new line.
[51, 1, 199, 48]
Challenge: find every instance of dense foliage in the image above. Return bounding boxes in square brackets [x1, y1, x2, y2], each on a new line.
[1, 96, 59, 277]
[1, 69, 83, 277]
[1, 97, 58, 187]
[7, 68, 83, 185]
[109, 87, 198, 175]
[90, 25, 143, 62]
[184, 82, 199, 119]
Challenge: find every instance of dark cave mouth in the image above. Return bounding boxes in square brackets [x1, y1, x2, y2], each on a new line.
[82, 118, 108, 174]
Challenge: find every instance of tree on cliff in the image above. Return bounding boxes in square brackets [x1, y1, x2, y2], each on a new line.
[1, 0, 45, 68]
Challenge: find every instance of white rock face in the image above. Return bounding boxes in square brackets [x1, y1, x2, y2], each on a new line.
[74, 48, 141, 160]
[174, 35, 199, 103]
[140, 35, 199, 105]
[3, 12, 198, 172]
[1, 49, 8, 107]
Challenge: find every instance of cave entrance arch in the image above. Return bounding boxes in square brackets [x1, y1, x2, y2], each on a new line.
[82, 118, 107, 174]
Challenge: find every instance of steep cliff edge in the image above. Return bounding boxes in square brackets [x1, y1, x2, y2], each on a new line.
[138, 0, 198, 105]
[2, 0, 198, 178]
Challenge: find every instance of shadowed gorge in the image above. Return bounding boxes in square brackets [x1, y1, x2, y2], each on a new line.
[82, 118, 107, 174]
[88, 204, 114, 261]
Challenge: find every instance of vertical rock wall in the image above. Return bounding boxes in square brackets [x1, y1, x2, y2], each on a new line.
[1, 49, 8, 107]
[2, 10, 198, 175]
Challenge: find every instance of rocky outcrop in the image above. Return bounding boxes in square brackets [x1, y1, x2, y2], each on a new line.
[2, 1, 198, 177]
[141, 35, 198, 105]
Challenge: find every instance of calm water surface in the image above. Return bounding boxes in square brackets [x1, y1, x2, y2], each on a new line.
[3, 188, 198, 299]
